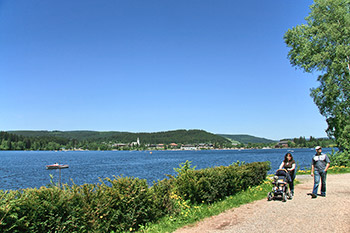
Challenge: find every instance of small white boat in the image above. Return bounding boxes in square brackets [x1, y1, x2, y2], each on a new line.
[46, 163, 69, 170]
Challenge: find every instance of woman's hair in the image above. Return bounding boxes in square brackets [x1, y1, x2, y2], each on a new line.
[284, 152, 294, 162]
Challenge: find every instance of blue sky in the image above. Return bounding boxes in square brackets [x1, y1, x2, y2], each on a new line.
[0, 0, 327, 140]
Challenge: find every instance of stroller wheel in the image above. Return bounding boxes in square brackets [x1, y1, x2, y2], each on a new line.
[267, 192, 273, 201]
[282, 193, 287, 202]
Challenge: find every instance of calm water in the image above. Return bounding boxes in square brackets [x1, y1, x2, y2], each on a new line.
[0, 148, 334, 190]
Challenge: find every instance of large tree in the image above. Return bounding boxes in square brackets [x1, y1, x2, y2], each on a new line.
[284, 0, 350, 151]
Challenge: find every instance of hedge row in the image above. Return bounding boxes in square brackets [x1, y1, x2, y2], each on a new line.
[174, 161, 270, 204]
[0, 161, 270, 232]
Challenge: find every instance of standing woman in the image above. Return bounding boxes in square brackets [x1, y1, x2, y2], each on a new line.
[279, 152, 296, 195]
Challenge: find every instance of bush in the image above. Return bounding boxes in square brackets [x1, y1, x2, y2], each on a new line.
[150, 178, 177, 217]
[91, 176, 156, 232]
[173, 161, 270, 204]
[329, 150, 350, 167]
[0, 186, 86, 232]
[0, 177, 158, 233]
[0, 161, 270, 232]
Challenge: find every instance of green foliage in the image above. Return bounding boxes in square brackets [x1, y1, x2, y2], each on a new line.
[173, 162, 270, 204]
[284, 0, 350, 151]
[329, 150, 350, 166]
[0, 177, 159, 232]
[88, 176, 156, 232]
[287, 136, 335, 148]
[150, 178, 177, 217]
[9, 130, 230, 145]
[3, 130, 231, 151]
[0, 131, 69, 151]
[0, 161, 270, 232]
[173, 160, 197, 175]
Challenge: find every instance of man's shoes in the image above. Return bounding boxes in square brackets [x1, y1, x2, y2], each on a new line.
[311, 193, 317, 198]
[319, 194, 326, 197]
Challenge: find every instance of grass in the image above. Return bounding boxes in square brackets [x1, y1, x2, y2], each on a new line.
[136, 180, 272, 233]
[296, 165, 350, 175]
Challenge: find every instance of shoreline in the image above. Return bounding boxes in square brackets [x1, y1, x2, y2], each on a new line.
[0, 147, 332, 152]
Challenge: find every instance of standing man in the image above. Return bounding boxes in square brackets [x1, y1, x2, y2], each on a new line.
[311, 146, 330, 198]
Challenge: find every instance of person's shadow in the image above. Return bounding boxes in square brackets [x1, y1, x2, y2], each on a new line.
[307, 193, 324, 198]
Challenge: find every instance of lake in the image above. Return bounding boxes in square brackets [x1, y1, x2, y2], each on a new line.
[0, 148, 334, 190]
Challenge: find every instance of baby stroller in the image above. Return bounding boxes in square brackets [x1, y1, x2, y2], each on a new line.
[267, 169, 292, 202]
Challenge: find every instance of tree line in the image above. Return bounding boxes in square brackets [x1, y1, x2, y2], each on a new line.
[0, 131, 71, 151]
[286, 136, 335, 148]
[0, 131, 337, 151]
[0, 130, 232, 151]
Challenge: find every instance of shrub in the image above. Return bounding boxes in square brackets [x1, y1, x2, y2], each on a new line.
[150, 178, 177, 218]
[0, 161, 270, 232]
[87, 176, 156, 232]
[0, 177, 157, 233]
[173, 161, 270, 204]
[0, 186, 87, 232]
[329, 150, 350, 167]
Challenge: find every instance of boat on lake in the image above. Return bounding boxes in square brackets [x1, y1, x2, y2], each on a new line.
[46, 163, 69, 170]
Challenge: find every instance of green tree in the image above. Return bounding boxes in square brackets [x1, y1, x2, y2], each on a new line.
[7, 140, 12, 150]
[0, 140, 9, 150]
[284, 0, 350, 151]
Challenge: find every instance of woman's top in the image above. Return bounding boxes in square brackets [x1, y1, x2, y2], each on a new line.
[283, 160, 296, 178]
[284, 160, 295, 170]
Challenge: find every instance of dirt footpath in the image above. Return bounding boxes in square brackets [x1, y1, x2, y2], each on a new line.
[174, 173, 350, 233]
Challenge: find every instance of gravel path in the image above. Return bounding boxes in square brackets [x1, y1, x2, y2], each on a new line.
[174, 173, 350, 233]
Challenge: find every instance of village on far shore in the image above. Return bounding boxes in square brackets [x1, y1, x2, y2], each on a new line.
[1, 130, 335, 151]
[59, 138, 332, 152]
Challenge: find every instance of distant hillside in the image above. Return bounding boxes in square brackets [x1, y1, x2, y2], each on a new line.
[9, 130, 231, 144]
[8, 130, 118, 141]
[218, 134, 276, 144]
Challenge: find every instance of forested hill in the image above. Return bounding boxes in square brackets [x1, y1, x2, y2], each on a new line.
[8, 130, 116, 141]
[8, 130, 230, 144]
[218, 134, 276, 144]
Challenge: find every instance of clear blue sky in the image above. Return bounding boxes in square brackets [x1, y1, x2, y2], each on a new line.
[0, 0, 327, 140]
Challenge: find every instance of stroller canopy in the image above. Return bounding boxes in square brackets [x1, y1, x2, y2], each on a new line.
[275, 169, 292, 183]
